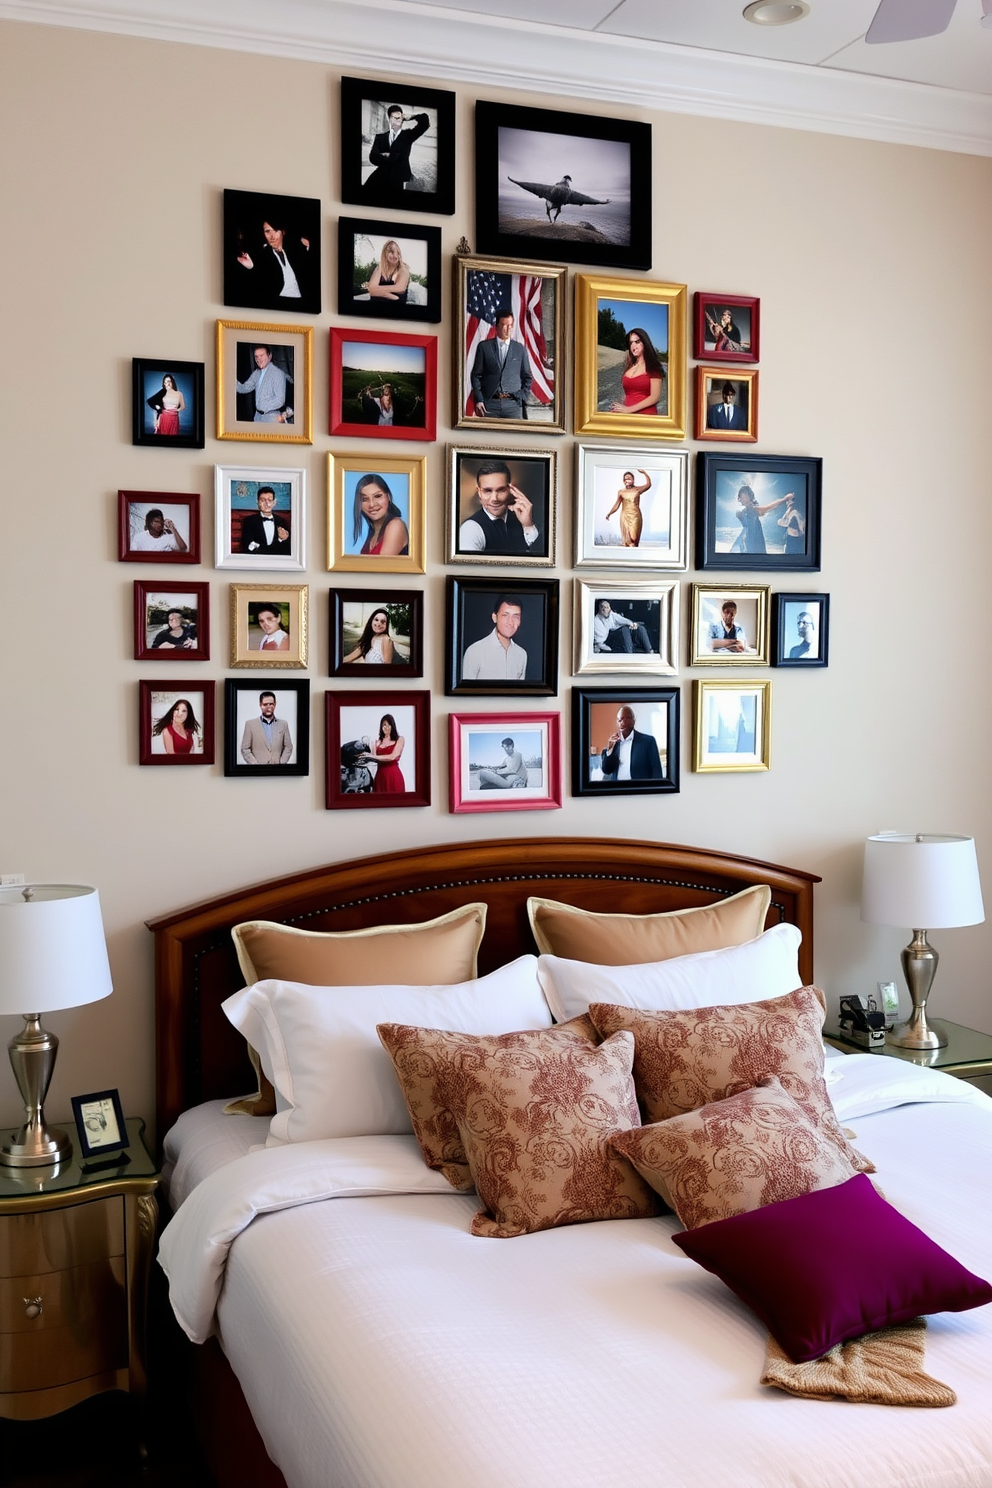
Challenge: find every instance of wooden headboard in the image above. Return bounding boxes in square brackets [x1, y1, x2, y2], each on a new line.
[148, 836, 819, 1137]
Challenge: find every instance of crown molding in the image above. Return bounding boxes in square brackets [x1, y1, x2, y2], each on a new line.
[5, 0, 992, 156]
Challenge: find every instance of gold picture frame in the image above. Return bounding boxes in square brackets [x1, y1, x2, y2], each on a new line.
[689, 584, 769, 667]
[229, 583, 309, 668]
[327, 453, 426, 573]
[216, 320, 313, 444]
[693, 679, 771, 772]
[573, 274, 686, 441]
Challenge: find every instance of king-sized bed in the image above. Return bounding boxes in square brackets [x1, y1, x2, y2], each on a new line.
[149, 836, 992, 1488]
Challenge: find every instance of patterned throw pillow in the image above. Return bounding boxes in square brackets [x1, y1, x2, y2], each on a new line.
[589, 987, 873, 1175]
[377, 1015, 600, 1191]
[610, 1077, 857, 1230]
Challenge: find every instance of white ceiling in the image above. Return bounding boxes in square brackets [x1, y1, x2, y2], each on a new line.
[6, 0, 992, 154]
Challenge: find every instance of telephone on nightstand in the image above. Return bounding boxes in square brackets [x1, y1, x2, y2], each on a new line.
[838, 994, 887, 1050]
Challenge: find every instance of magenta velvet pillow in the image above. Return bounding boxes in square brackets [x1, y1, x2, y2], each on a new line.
[672, 1173, 992, 1363]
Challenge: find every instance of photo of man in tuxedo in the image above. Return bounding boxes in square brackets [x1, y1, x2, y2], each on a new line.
[364, 104, 432, 198]
[240, 487, 291, 556]
[470, 312, 533, 420]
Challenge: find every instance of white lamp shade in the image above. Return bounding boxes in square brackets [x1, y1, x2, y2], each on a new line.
[861, 834, 985, 930]
[0, 885, 113, 1016]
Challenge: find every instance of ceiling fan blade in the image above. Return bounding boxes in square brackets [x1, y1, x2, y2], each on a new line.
[866, 0, 957, 43]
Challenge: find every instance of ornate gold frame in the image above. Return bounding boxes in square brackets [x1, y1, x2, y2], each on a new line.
[216, 319, 313, 444]
[229, 583, 309, 668]
[327, 453, 426, 573]
[573, 274, 686, 441]
[689, 583, 770, 667]
[693, 679, 771, 773]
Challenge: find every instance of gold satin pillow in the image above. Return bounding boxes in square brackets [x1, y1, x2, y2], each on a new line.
[526, 884, 771, 965]
[224, 905, 487, 1116]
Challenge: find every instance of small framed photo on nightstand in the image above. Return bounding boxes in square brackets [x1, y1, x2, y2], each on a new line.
[70, 1088, 129, 1166]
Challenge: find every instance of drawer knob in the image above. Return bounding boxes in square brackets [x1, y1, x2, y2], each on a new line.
[23, 1297, 43, 1320]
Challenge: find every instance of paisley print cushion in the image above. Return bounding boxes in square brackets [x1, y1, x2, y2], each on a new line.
[589, 987, 873, 1175]
[610, 1076, 857, 1230]
[378, 1015, 600, 1192]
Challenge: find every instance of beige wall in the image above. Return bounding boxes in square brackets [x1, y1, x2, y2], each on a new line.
[3, 20, 991, 1136]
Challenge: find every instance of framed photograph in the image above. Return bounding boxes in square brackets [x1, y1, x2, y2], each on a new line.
[329, 327, 436, 442]
[696, 454, 822, 572]
[330, 588, 423, 677]
[340, 77, 455, 216]
[70, 1088, 128, 1162]
[574, 446, 688, 570]
[216, 321, 313, 444]
[447, 445, 556, 567]
[573, 274, 686, 440]
[118, 491, 199, 564]
[689, 584, 769, 667]
[694, 293, 760, 364]
[131, 358, 204, 449]
[326, 690, 431, 809]
[446, 577, 559, 697]
[695, 368, 758, 443]
[572, 687, 680, 797]
[133, 581, 209, 662]
[215, 465, 306, 572]
[449, 711, 561, 815]
[223, 189, 321, 316]
[327, 453, 426, 574]
[474, 101, 651, 271]
[453, 255, 566, 433]
[574, 579, 679, 677]
[138, 681, 214, 765]
[773, 593, 830, 668]
[229, 584, 308, 669]
[694, 680, 771, 773]
[338, 218, 441, 323]
[224, 678, 310, 777]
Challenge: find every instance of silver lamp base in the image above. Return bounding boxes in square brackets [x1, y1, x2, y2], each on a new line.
[887, 929, 948, 1051]
[0, 1015, 73, 1168]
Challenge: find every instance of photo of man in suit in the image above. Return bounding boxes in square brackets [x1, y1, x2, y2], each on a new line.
[457, 459, 540, 556]
[706, 380, 748, 431]
[240, 691, 294, 765]
[235, 346, 293, 424]
[364, 105, 431, 197]
[240, 487, 291, 556]
[224, 190, 321, 316]
[470, 312, 533, 420]
[600, 705, 663, 781]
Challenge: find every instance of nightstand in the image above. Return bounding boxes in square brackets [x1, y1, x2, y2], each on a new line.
[827, 1019, 992, 1096]
[0, 1116, 159, 1421]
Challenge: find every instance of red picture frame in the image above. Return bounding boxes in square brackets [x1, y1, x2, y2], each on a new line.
[139, 681, 215, 765]
[329, 327, 437, 442]
[693, 293, 759, 365]
[449, 711, 561, 815]
[133, 580, 210, 661]
[325, 689, 431, 808]
[119, 490, 200, 563]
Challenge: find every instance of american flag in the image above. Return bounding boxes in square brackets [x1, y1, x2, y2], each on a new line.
[464, 269, 553, 416]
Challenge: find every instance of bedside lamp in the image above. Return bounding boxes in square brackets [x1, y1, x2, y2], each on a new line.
[0, 885, 113, 1167]
[861, 834, 985, 1051]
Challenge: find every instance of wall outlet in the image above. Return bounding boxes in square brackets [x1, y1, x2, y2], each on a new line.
[0, 874, 25, 886]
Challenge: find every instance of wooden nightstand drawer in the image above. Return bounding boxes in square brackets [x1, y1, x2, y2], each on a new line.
[0, 1197, 124, 1278]
[0, 1256, 127, 1391]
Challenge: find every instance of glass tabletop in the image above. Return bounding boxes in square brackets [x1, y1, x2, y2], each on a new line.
[828, 1018, 992, 1070]
[0, 1117, 158, 1201]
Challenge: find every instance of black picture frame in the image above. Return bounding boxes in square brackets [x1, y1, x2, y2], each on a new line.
[572, 686, 680, 798]
[224, 678, 310, 777]
[475, 101, 651, 270]
[446, 576, 559, 697]
[337, 217, 441, 323]
[132, 358, 204, 449]
[696, 453, 822, 572]
[70, 1088, 128, 1164]
[330, 587, 424, 677]
[223, 189, 322, 316]
[773, 593, 830, 668]
[340, 77, 456, 216]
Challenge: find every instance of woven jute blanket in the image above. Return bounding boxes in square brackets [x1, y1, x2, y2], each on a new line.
[761, 1318, 956, 1407]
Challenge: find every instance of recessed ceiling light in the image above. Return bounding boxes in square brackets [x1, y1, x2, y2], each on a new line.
[743, 2, 811, 24]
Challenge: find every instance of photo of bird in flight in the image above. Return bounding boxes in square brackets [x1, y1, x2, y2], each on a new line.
[507, 174, 610, 225]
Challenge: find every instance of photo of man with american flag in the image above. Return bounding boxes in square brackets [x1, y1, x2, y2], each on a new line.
[455, 257, 565, 433]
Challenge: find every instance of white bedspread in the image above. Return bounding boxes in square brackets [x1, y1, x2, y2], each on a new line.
[159, 1060, 992, 1488]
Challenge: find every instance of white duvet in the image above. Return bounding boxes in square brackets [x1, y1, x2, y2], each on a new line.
[159, 1059, 992, 1488]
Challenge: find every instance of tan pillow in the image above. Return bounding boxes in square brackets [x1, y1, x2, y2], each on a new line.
[589, 987, 874, 1176]
[609, 1076, 857, 1230]
[377, 1015, 599, 1191]
[224, 905, 487, 1116]
[526, 884, 771, 965]
[433, 1028, 657, 1238]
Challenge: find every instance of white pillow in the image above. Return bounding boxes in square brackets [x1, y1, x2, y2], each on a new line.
[222, 955, 551, 1147]
[537, 923, 803, 1023]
